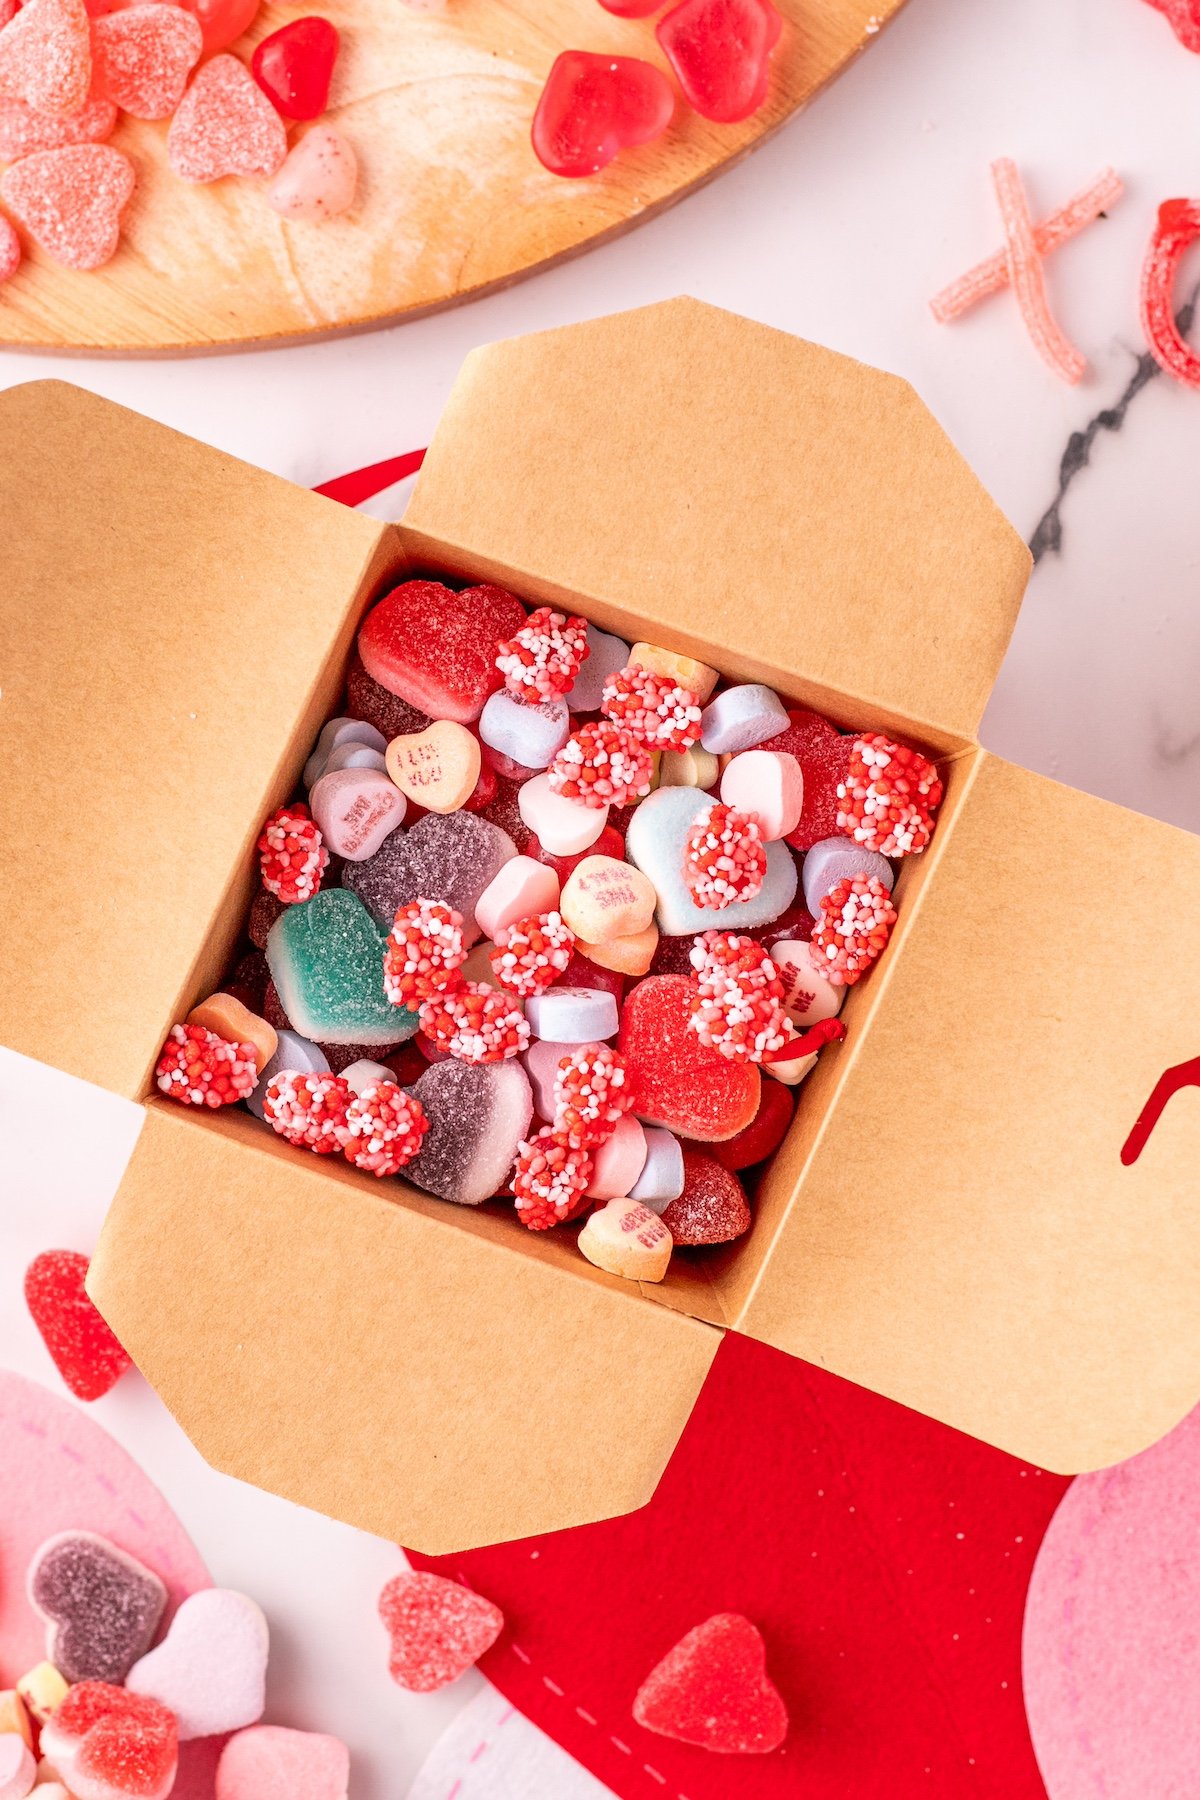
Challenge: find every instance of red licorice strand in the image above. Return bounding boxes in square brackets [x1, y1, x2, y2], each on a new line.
[1139, 198, 1200, 388]
[760, 1017, 848, 1065]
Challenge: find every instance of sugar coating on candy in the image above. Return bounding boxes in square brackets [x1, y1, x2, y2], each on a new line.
[601, 663, 702, 750]
[683, 802, 767, 909]
[837, 733, 942, 856]
[215, 1725, 349, 1800]
[43, 1683, 178, 1800]
[1141, 197, 1200, 388]
[346, 655, 431, 742]
[490, 910, 575, 997]
[343, 1081, 428, 1176]
[656, 0, 783, 125]
[991, 156, 1087, 385]
[812, 873, 897, 986]
[1, 143, 134, 270]
[92, 3, 202, 119]
[378, 1572, 503, 1694]
[0, 0, 91, 116]
[167, 52, 287, 183]
[155, 1022, 257, 1108]
[418, 982, 529, 1065]
[552, 1042, 633, 1149]
[24, 1250, 132, 1403]
[531, 49, 675, 179]
[344, 809, 516, 943]
[632, 1612, 788, 1753]
[406, 1059, 532, 1206]
[358, 581, 526, 725]
[688, 930, 791, 1062]
[0, 93, 116, 159]
[28, 1537, 166, 1686]
[660, 1148, 751, 1244]
[496, 606, 589, 701]
[549, 720, 654, 809]
[262, 1070, 352, 1153]
[619, 974, 760, 1142]
[384, 898, 467, 1008]
[257, 803, 328, 904]
[512, 1127, 592, 1229]
[268, 891, 416, 1047]
[126, 1588, 268, 1741]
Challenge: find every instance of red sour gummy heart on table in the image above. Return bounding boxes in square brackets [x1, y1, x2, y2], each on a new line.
[251, 15, 339, 120]
[0, 142, 134, 269]
[92, 3, 202, 119]
[619, 974, 759, 1141]
[24, 1250, 133, 1402]
[0, 0, 92, 116]
[531, 49, 675, 179]
[761, 709, 849, 852]
[659, 1148, 751, 1244]
[73, 1687, 178, 1798]
[708, 1077, 793, 1169]
[656, 0, 783, 124]
[0, 94, 117, 159]
[358, 581, 527, 725]
[167, 52, 287, 183]
[378, 1571, 503, 1693]
[633, 1612, 788, 1752]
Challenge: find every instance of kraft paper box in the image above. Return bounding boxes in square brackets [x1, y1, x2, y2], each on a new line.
[3, 300, 1199, 1555]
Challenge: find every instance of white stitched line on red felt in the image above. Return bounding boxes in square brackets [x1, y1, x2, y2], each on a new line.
[610, 1738, 632, 1755]
[643, 1767, 666, 1785]
[543, 1676, 564, 1697]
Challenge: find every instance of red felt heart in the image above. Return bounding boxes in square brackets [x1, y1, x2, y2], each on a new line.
[618, 974, 760, 1141]
[251, 14, 339, 120]
[634, 1613, 789, 1753]
[532, 50, 675, 179]
[24, 1250, 133, 1402]
[378, 1572, 503, 1693]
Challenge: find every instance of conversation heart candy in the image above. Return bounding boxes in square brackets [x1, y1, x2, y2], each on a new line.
[303, 716, 387, 790]
[41, 1684, 177, 1800]
[322, 741, 387, 776]
[769, 937, 846, 1026]
[346, 655, 431, 743]
[587, 1113, 648, 1199]
[28, 1535, 166, 1685]
[524, 985, 619, 1043]
[343, 811, 516, 943]
[564, 622, 630, 713]
[92, 3, 202, 118]
[0, 1736, 35, 1800]
[518, 773, 609, 857]
[245, 1028, 330, 1120]
[385, 721, 481, 814]
[187, 991, 277, 1073]
[633, 1612, 788, 1751]
[24, 1251, 132, 1403]
[659, 744, 720, 790]
[528, 822, 626, 888]
[0, 0, 91, 115]
[358, 581, 526, 724]
[560, 856, 656, 943]
[478, 689, 570, 770]
[699, 682, 789, 754]
[626, 786, 797, 936]
[127, 1589, 268, 1740]
[474, 855, 560, 941]
[762, 709, 849, 852]
[574, 922, 659, 976]
[268, 125, 357, 222]
[619, 975, 760, 1141]
[708, 1076, 794, 1170]
[656, 0, 783, 123]
[628, 1126, 685, 1211]
[578, 1198, 672, 1282]
[0, 143, 134, 269]
[215, 1726, 348, 1800]
[801, 835, 894, 914]
[378, 1572, 503, 1692]
[0, 94, 117, 159]
[532, 49, 674, 179]
[267, 890, 419, 1046]
[251, 14, 338, 118]
[660, 1148, 751, 1244]
[167, 53, 287, 182]
[629, 641, 718, 704]
[309, 767, 406, 860]
[720, 748, 803, 841]
[406, 1059, 532, 1205]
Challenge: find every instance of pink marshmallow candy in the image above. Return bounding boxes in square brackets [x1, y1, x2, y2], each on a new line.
[126, 1588, 268, 1741]
[216, 1726, 349, 1800]
[268, 126, 358, 222]
[0, 1736, 35, 1800]
[309, 767, 406, 861]
[719, 748, 803, 841]
[587, 1113, 647, 1198]
[473, 854, 559, 940]
[518, 774, 609, 856]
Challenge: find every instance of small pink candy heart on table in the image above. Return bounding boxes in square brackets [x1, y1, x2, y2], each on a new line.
[0, 0, 92, 116]
[126, 1589, 268, 1741]
[216, 1726, 348, 1800]
[168, 52, 287, 182]
[93, 3, 203, 120]
[269, 125, 358, 222]
[633, 1612, 789, 1753]
[379, 1571, 503, 1692]
[0, 143, 135, 269]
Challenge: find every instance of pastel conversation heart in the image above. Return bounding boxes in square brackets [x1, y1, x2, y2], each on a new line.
[378, 1572, 503, 1693]
[0, 0, 91, 115]
[24, 1251, 133, 1403]
[385, 720, 481, 814]
[633, 1612, 788, 1752]
[578, 1198, 673, 1283]
[92, 4, 203, 119]
[168, 53, 287, 183]
[127, 1590, 268, 1741]
[28, 1534, 166, 1686]
[215, 1726, 348, 1800]
[0, 144, 135, 270]
[532, 49, 675, 178]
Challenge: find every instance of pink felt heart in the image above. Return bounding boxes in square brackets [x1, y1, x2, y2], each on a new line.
[378, 1572, 503, 1692]
[215, 1726, 349, 1800]
[0, 0, 91, 115]
[167, 52, 287, 183]
[93, 3, 203, 120]
[0, 143, 135, 269]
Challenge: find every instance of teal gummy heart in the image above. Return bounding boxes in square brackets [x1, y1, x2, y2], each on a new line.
[266, 889, 418, 1046]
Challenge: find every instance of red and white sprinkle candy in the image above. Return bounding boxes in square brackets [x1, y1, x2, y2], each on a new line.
[548, 720, 654, 809]
[512, 1127, 593, 1230]
[688, 930, 792, 1062]
[600, 664, 703, 750]
[495, 606, 589, 701]
[812, 873, 898, 986]
[155, 1022, 257, 1108]
[683, 802, 768, 909]
[490, 910, 576, 997]
[837, 734, 943, 857]
[262, 1068, 353, 1152]
[552, 1043, 634, 1149]
[343, 1080, 429, 1176]
[418, 982, 531, 1065]
[384, 899, 467, 1008]
[257, 802, 329, 904]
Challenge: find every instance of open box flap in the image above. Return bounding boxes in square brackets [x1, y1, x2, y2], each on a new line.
[0, 381, 396, 1099]
[402, 299, 1031, 747]
[89, 1102, 720, 1552]
[734, 753, 1200, 1474]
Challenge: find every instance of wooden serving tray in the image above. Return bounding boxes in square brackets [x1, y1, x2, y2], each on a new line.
[0, 0, 908, 353]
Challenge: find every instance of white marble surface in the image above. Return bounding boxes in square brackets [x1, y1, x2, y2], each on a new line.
[3, 0, 1199, 1792]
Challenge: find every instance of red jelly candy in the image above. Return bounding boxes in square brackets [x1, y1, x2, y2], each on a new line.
[345, 652, 431, 741]
[529, 822, 625, 887]
[76, 1690, 178, 1798]
[599, 0, 663, 11]
[709, 1077, 793, 1169]
[167, 50, 287, 183]
[660, 1148, 751, 1244]
[251, 14, 338, 119]
[378, 1571, 503, 1693]
[532, 49, 675, 179]
[761, 709, 850, 853]
[0, 0, 92, 116]
[358, 581, 526, 726]
[1146, 0, 1200, 50]
[656, 0, 783, 123]
[176, 0, 259, 55]
[633, 1612, 788, 1752]
[618, 974, 759, 1142]
[24, 1250, 133, 1402]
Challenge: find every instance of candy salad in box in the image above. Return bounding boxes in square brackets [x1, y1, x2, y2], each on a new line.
[6, 300, 1200, 1557]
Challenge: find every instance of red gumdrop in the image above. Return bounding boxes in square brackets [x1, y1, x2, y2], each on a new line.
[176, 0, 259, 54]
[379, 1572, 504, 1693]
[532, 49, 675, 179]
[251, 14, 338, 119]
[382, 1040, 428, 1087]
[633, 1612, 789, 1753]
[660, 1148, 751, 1243]
[358, 581, 527, 725]
[24, 1250, 133, 1402]
[760, 709, 850, 852]
[557, 946, 626, 1003]
[529, 822, 625, 886]
[707, 1078, 793, 1169]
[739, 898, 817, 950]
[656, 0, 783, 123]
[619, 974, 759, 1142]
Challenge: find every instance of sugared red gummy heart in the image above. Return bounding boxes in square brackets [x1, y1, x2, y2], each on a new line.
[251, 14, 339, 119]
[358, 581, 527, 725]
[167, 52, 287, 182]
[708, 1076, 793, 1169]
[378, 1571, 503, 1692]
[633, 1612, 788, 1753]
[215, 1725, 349, 1800]
[760, 708, 850, 852]
[93, 3, 203, 120]
[0, 143, 134, 269]
[656, 0, 783, 123]
[42, 1682, 177, 1800]
[532, 49, 675, 179]
[619, 974, 759, 1141]
[29, 1533, 167, 1685]
[0, 94, 117, 160]
[659, 1148, 750, 1243]
[24, 1250, 133, 1402]
[0, 0, 91, 116]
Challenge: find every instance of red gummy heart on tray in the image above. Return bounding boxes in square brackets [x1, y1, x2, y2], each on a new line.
[251, 15, 340, 121]
[24, 1250, 133, 1402]
[358, 581, 528, 725]
[378, 1571, 504, 1693]
[0, 142, 135, 270]
[633, 1613, 789, 1753]
[92, 3, 203, 121]
[656, 0, 784, 124]
[43, 1681, 178, 1800]
[618, 973, 760, 1141]
[532, 50, 675, 179]
[0, 0, 93, 117]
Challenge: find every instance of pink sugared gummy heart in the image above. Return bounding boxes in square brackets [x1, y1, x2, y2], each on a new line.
[656, 0, 783, 123]
[0, 0, 91, 115]
[168, 52, 287, 182]
[633, 1612, 789, 1752]
[215, 1725, 349, 1800]
[0, 143, 134, 269]
[378, 1571, 503, 1692]
[619, 973, 759, 1141]
[93, 3, 203, 119]
[0, 93, 117, 159]
[357, 581, 527, 725]
[532, 49, 675, 178]
[42, 1683, 178, 1800]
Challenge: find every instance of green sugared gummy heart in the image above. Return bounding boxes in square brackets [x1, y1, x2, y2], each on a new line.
[266, 889, 418, 1046]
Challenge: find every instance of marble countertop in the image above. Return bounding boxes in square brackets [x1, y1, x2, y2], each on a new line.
[2, 0, 1197, 1790]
